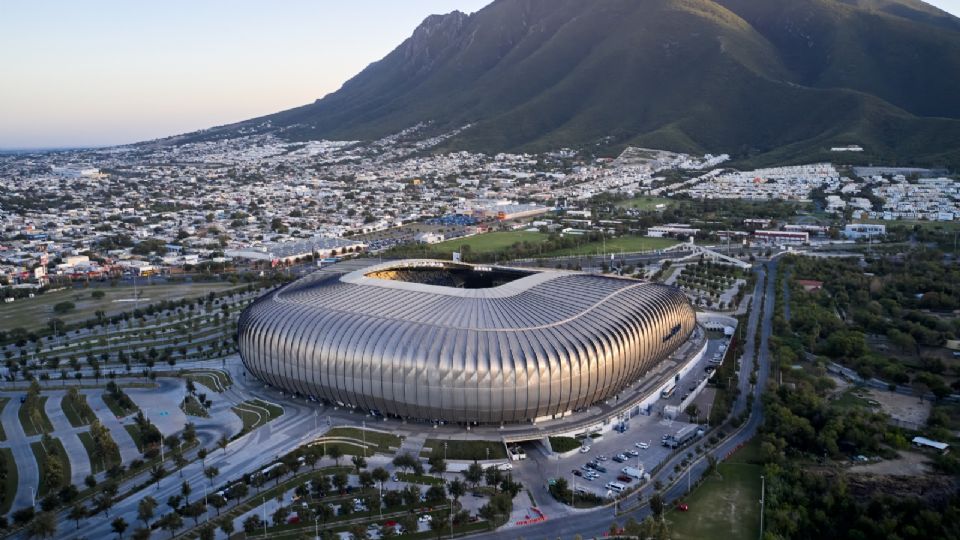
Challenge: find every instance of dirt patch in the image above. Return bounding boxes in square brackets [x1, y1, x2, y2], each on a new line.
[865, 388, 931, 426]
[850, 450, 932, 477]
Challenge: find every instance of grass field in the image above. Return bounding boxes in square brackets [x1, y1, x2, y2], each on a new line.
[0, 448, 17, 514]
[61, 394, 96, 427]
[428, 231, 544, 255]
[427, 230, 680, 259]
[540, 235, 679, 258]
[0, 281, 243, 331]
[232, 399, 284, 436]
[668, 461, 762, 540]
[19, 396, 54, 436]
[323, 427, 402, 454]
[124, 424, 145, 453]
[31, 437, 71, 497]
[78, 430, 121, 474]
[615, 196, 673, 211]
[421, 439, 507, 460]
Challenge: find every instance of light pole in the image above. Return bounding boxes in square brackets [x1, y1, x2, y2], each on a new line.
[759, 475, 765, 540]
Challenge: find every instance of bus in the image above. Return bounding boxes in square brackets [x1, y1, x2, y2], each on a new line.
[661, 383, 677, 399]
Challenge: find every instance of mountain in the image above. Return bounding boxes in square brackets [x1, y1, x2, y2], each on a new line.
[187, 0, 960, 167]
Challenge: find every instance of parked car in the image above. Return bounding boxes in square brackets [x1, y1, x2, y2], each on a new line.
[617, 474, 633, 483]
[612, 455, 626, 463]
[572, 469, 583, 477]
[627, 449, 640, 457]
[579, 445, 591, 453]
[418, 514, 433, 523]
[677, 503, 689, 512]
[635, 442, 649, 450]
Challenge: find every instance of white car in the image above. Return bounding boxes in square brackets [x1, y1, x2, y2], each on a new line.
[579, 445, 591, 453]
[635, 442, 649, 449]
[418, 514, 433, 523]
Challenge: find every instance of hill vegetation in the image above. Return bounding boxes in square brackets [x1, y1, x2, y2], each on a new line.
[184, 0, 960, 168]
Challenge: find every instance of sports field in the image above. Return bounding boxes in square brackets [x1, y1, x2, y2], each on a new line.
[615, 196, 673, 211]
[427, 231, 679, 259]
[0, 281, 242, 331]
[668, 460, 762, 540]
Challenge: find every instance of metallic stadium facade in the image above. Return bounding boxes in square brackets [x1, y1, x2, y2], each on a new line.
[238, 259, 696, 424]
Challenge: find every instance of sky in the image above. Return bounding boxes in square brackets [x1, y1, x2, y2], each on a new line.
[1, 0, 958, 149]
[0, 1, 493, 149]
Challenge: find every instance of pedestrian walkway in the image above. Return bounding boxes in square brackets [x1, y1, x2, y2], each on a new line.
[44, 394, 91, 485]
[1, 400, 39, 513]
[87, 393, 142, 464]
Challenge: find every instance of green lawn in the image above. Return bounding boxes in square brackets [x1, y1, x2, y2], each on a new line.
[61, 394, 97, 427]
[428, 231, 545, 255]
[540, 235, 679, 257]
[0, 281, 243, 331]
[0, 448, 17, 514]
[30, 437, 71, 497]
[426, 230, 680, 260]
[180, 395, 209, 418]
[232, 399, 284, 436]
[19, 395, 54, 436]
[124, 424, 145, 453]
[615, 196, 673, 211]
[421, 439, 507, 460]
[78, 430, 122, 474]
[182, 370, 232, 393]
[396, 472, 445, 485]
[102, 392, 138, 418]
[668, 462, 762, 540]
[834, 387, 872, 410]
[0, 398, 7, 441]
[549, 436, 582, 453]
[323, 427, 402, 454]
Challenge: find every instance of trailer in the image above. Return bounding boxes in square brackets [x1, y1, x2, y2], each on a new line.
[620, 466, 644, 479]
[663, 424, 700, 448]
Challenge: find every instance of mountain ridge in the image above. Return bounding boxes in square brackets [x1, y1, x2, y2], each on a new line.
[175, 0, 960, 168]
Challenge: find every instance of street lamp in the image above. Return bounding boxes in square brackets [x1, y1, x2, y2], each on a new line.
[759, 475, 765, 540]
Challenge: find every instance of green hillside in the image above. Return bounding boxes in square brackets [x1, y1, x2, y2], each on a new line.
[181, 0, 960, 168]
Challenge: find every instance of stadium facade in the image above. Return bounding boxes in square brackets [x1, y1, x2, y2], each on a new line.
[238, 259, 695, 424]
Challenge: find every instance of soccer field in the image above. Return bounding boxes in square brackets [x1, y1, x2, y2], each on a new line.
[428, 231, 544, 255]
[427, 231, 679, 259]
[668, 462, 762, 540]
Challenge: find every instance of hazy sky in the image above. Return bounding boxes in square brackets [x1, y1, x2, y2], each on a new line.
[1, 0, 958, 149]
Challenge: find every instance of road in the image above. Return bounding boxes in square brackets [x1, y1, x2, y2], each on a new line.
[470, 260, 777, 539]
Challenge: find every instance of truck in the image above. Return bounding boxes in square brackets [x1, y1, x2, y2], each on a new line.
[620, 466, 644, 480]
[663, 425, 700, 449]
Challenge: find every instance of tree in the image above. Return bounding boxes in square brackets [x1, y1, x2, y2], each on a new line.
[327, 445, 343, 467]
[392, 452, 417, 474]
[272, 505, 291, 527]
[332, 472, 349, 493]
[210, 493, 228, 515]
[650, 493, 665, 520]
[428, 453, 446, 475]
[448, 478, 466, 502]
[204, 466, 219, 485]
[198, 524, 215, 540]
[464, 463, 484, 487]
[359, 471, 375, 490]
[68, 504, 86, 529]
[197, 448, 208, 467]
[243, 514, 262, 535]
[218, 435, 229, 454]
[182, 502, 205, 526]
[220, 518, 235, 538]
[684, 403, 700, 423]
[372, 466, 390, 486]
[352, 455, 367, 473]
[111, 517, 128, 539]
[27, 511, 57, 539]
[159, 512, 183, 539]
[131, 528, 151, 540]
[430, 511, 448, 540]
[178, 479, 192, 504]
[137, 496, 158, 528]
[151, 464, 166, 488]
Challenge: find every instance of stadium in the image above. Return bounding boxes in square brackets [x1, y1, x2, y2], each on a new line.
[238, 259, 696, 424]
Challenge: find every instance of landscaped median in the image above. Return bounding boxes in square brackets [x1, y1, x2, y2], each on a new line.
[61, 388, 96, 427]
[420, 439, 507, 461]
[312, 427, 403, 457]
[231, 399, 284, 437]
[0, 448, 18, 514]
[18, 387, 54, 436]
[30, 435, 71, 498]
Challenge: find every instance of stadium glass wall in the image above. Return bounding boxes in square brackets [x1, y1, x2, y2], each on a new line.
[238, 261, 696, 424]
